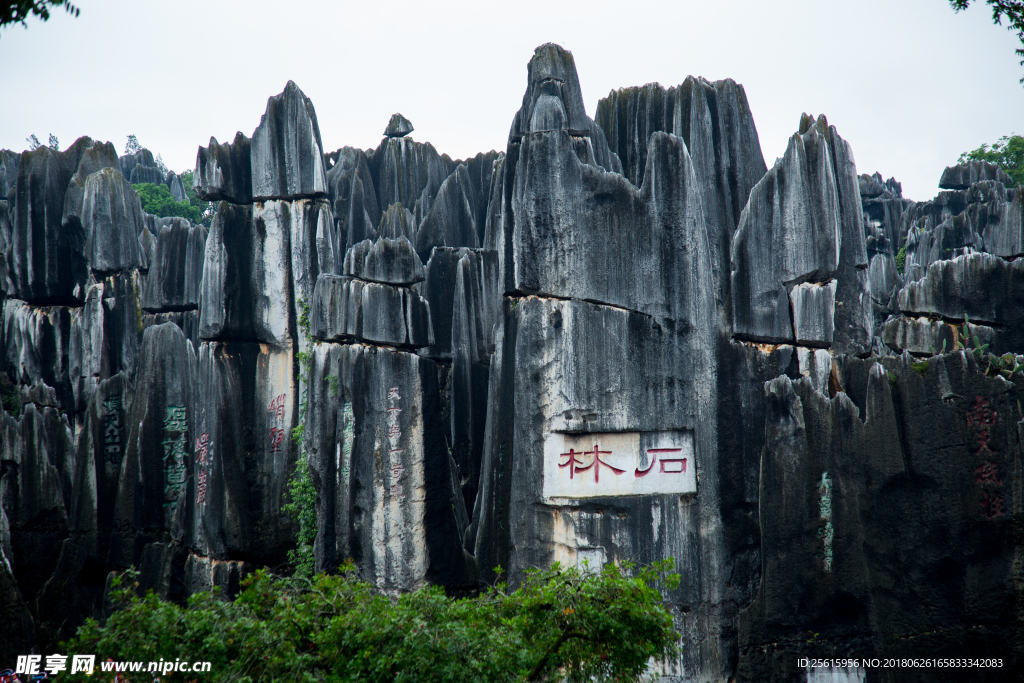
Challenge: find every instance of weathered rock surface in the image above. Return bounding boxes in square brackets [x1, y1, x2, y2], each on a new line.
[369, 136, 452, 230]
[377, 201, 415, 241]
[5, 40, 1024, 678]
[69, 273, 142, 411]
[109, 322, 195, 568]
[251, 81, 328, 200]
[119, 148, 157, 185]
[142, 219, 207, 312]
[0, 149, 20, 199]
[193, 132, 253, 204]
[731, 120, 841, 343]
[739, 356, 1022, 681]
[0, 403, 75, 612]
[596, 77, 767, 319]
[199, 199, 333, 345]
[882, 316, 995, 356]
[64, 167, 144, 274]
[343, 236, 424, 285]
[9, 138, 95, 304]
[305, 342, 474, 590]
[789, 280, 837, 347]
[476, 42, 724, 680]
[449, 249, 499, 514]
[896, 252, 1024, 353]
[326, 146, 380, 255]
[384, 113, 414, 138]
[416, 246, 473, 360]
[166, 170, 187, 203]
[414, 163, 482, 262]
[309, 274, 432, 348]
[4, 299, 74, 410]
[939, 159, 1014, 189]
[189, 341, 297, 563]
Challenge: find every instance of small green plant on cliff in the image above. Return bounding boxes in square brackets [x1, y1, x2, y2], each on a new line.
[960, 314, 1024, 379]
[63, 560, 680, 683]
[0, 372, 22, 417]
[895, 246, 906, 274]
[282, 449, 316, 578]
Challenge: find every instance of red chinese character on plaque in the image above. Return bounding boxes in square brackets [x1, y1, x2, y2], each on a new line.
[559, 445, 625, 483]
[635, 448, 687, 478]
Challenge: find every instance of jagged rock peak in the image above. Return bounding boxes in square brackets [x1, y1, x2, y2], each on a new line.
[378, 202, 416, 241]
[939, 159, 1014, 190]
[384, 113, 414, 138]
[194, 132, 252, 204]
[251, 80, 328, 201]
[859, 171, 902, 199]
[511, 43, 590, 139]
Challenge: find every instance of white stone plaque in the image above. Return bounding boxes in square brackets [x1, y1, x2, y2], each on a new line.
[542, 430, 696, 500]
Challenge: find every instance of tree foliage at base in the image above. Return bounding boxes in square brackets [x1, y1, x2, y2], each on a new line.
[63, 561, 680, 683]
[958, 134, 1024, 185]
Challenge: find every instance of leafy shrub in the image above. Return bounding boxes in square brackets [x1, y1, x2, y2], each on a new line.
[63, 560, 680, 683]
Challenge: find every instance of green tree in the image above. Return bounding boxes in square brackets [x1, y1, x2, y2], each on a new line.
[178, 168, 215, 226]
[135, 171, 213, 227]
[124, 134, 141, 155]
[950, 1, 1024, 82]
[958, 134, 1024, 185]
[63, 560, 680, 683]
[135, 182, 205, 226]
[1, 0, 78, 30]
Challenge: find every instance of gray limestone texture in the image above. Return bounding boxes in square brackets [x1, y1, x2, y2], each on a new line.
[343, 236, 424, 286]
[939, 159, 1014, 190]
[69, 272, 142, 411]
[190, 341, 298, 564]
[142, 218, 208, 312]
[251, 81, 329, 201]
[194, 132, 253, 204]
[326, 146, 380, 255]
[304, 342, 474, 591]
[9, 138, 95, 304]
[731, 121, 842, 344]
[414, 163, 482, 262]
[384, 113, 414, 138]
[449, 249, 499, 516]
[368, 136, 453, 231]
[309, 274, 432, 349]
[109, 322, 195, 568]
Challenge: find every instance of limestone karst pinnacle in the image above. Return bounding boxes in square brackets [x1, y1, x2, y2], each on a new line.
[1, 42, 1023, 680]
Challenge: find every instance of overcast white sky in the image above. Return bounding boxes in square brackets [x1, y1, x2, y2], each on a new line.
[1, 0, 1021, 201]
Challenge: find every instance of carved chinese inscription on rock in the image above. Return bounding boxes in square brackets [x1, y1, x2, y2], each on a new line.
[815, 472, 834, 573]
[268, 393, 287, 454]
[386, 386, 405, 501]
[967, 395, 1006, 520]
[162, 406, 188, 512]
[195, 432, 211, 507]
[542, 431, 696, 500]
[102, 395, 122, 466]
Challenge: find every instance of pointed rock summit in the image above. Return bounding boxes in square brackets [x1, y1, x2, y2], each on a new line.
[384, 113, 414, 138]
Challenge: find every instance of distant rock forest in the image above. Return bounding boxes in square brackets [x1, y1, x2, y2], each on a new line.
[1, 43, 1023, 681]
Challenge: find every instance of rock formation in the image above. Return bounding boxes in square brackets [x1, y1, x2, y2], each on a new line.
[1, 43, 1022, 683]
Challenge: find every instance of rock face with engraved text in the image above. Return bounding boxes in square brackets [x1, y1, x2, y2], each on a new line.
[1, 39, 1024, 683]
